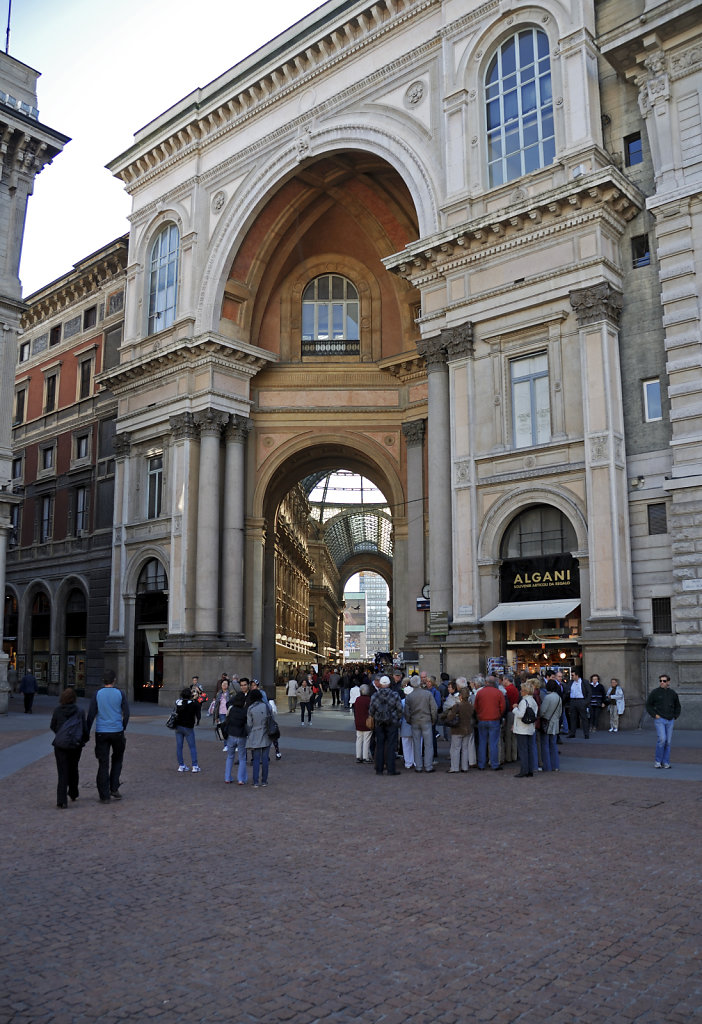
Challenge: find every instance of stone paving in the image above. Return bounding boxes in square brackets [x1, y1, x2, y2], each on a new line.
[1, 694, 700, 1023]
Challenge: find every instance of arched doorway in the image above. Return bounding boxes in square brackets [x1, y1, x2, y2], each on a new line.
[64, 589, 87, 694]
[30, 591, 51, 690]
[483, 504, 582, 678]
[134, 559, 168, 702]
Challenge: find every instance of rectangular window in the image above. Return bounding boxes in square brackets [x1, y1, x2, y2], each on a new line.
[44, 372, 58, 413]
[624, 132, 643, 167]
[632, 234, 650, 268]
[18, 341, 30, 363]
[511, 352, 551, 448]
[13, 387, 26, 425]
[83, 306, 97, 331]
[147, 454, 163, 519]
[647, 503, 667, 536]
[9, 504, 20, 546]
[12, 456, 23, 480]
[40, 495, 54, 543]
[50, 324, 62, 347]
[40, 446, 55, 472]
[75, 433, 89, 460]
[643, 379, 662, 422]
[78, 358, 92, 400]
[652, 597, 672, 635]
[75, 486, 89, 534]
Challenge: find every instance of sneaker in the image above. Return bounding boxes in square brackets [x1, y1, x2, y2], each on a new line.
[222, 745, 229, 752]
[654, 762, 662, 768]
[192, 766, 201, 773]
[253, 784, 259, 788]
[261, 783, 268, 787]
[275, 752, 282, 760]
[662, 763, 671, 769]
[110, 791, 122, 799]
[178, 765, 189, 772]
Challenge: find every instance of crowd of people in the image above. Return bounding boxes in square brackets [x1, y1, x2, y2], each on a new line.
[45, 663, 681, 806]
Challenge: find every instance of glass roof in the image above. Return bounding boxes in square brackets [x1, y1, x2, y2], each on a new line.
[301, 470, 393, 567]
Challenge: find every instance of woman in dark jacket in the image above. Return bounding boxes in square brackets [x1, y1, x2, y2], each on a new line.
[50, 687, 88, 808]
[224, 691, 248, 785]
[174, 687, 201, 773]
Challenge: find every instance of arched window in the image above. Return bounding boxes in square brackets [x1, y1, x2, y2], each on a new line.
[137, 559, 168, 594]
[301, 274, 359, 356]
[485, 28, 555, 187]
[147, 224, 180, 334]
[500, 505, 577, 559]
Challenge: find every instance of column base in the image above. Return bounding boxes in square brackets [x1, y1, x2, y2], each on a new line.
[160, 635, 255, 705]
[582, 616, 646, 727]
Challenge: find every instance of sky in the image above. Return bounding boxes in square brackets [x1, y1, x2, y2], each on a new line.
[7, 0, 323, 296]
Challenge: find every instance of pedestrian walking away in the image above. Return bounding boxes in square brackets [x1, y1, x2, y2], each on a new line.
[86, 669, 130, 802]
[50, 687, 88, 808]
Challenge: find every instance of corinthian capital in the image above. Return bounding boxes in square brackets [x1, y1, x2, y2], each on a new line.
[169, 412, 198, 441]
[416, 335, 448, 371]
[112, 433, 131, 459]
[225, 414, 250, 444]
[441, 322, 474, 361]
[402, 419, 426, 448]
[194, 409, 229, 438]
[569, 283, 623, 327]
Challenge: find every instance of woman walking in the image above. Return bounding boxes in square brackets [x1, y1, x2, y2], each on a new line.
[174, 687, 201, 772]
[50, 688, 88, 808]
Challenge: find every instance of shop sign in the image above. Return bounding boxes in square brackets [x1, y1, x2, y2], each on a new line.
[500, 555, 579, 603]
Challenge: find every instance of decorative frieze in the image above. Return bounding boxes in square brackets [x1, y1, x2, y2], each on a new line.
[454, 459, 472, 488]
[569, 283, 623, 327]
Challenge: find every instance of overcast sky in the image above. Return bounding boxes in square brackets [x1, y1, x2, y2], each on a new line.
[8, 0, 321, 295]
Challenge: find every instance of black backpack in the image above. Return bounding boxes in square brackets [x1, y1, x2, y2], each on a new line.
[522, 702, 536, 725]
[53, 710, 85, 750]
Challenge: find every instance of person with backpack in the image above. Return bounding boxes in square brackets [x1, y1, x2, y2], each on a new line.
[50, 687, 88, 808]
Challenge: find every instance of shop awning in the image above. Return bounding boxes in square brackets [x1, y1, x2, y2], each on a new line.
[481, 599, 581, 622]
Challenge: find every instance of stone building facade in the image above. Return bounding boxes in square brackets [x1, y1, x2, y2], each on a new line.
[92, 0, 702, 717]
[6, 237, 127, 693]
[0, 52, 67, 708]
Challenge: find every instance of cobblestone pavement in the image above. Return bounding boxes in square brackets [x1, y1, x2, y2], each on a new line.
[1, 695, 700, 1023]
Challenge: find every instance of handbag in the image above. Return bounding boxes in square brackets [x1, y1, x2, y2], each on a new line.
[266, 711, 280, 740]
[166, 709, 177, 730]
[365, 715, 375, 730]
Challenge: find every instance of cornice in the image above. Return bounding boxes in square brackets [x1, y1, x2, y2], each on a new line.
[109, 0, 439, 193]
[98, 333, 277, 393]
[21, 237, 129, 326]
[384, 168, 644, 285]
[377, 350, 425, 382]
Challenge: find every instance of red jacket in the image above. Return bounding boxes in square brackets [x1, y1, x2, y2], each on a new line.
[474, 686, 506, 722]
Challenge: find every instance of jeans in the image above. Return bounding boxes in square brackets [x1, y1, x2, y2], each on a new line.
[516, 732, 537, 774]
[300, 700, 313, 723]
[654, 717, 674, 765]
[374, 722, 398, 774]
[341, 687, 351, 710]
[251, 745, 270, 784]
[331, 688, 341, 706]
[94, 731, 126, 799]
[176, 726, 198, 768]
[478, 720, 501, 769]
[225, 736, 248, 783]
[541, 732, 559, 771]
[411, 721, 435, 771]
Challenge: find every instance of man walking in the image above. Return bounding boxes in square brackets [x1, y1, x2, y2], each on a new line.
[646, 674, 681, 769]
[86, 669, 130, 803]
[19, 668, 38, 714]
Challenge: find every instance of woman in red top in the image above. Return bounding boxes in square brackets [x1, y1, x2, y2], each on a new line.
[353, 684, 372, 763]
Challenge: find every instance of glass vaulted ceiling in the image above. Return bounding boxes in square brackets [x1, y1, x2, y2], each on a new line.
[302, 470, 393, 569]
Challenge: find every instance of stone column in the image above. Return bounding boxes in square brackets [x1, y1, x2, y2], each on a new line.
[246, 517, 267, 684]
[570, 284, 644, 698]
[168, 413, 199, 635]
[193, 410, 228, 636]
[417, 334, 453, 624]
[110, 433, 131, 636]
[402, 419, 426, 640]
[222, 415, 249, 636]
[0, 517, 9, 713]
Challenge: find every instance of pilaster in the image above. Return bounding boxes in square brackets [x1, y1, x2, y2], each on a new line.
[193, 409, 228, 635]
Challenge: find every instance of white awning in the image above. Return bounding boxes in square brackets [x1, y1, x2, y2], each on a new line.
[481, 599, 581, 622]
